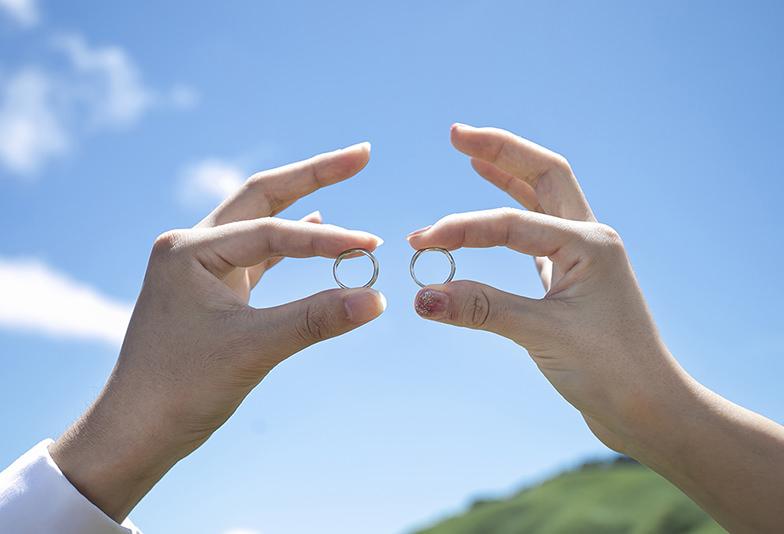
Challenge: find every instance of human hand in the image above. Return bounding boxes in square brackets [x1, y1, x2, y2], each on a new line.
[50, 143, 386, 521]
[408, 124, 690, 454]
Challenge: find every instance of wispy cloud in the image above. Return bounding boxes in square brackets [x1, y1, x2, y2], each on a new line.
[53, 33, 155, 127]
[0, 258, 132, 345]
[168, 83, 200, 110]
[0, 68, 70, 174]
[0, 31, 198, 176]
[0, 0, 38, 28]
[179, 158, 246, 207]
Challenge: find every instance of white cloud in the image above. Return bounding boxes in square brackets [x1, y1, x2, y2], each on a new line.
[54, 33, 154, 127]
[179, 158, 246, 206]
[0, 258, 132, 345]
[0, 31, 198, 176]
[0, 0, 38, 27]
[0, 68, 70, 174]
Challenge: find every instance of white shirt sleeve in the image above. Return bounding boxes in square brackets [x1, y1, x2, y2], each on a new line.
[0, 440, 142, 534]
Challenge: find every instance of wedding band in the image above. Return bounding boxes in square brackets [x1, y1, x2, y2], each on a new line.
[409, 247, 456, 288]
[333, 248, 379, 289]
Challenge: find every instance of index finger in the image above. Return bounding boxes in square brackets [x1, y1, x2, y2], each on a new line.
[451, 124, 595, 222]
[407, 208, 581, 263]
[192, 218, 383, 278]
[199, 142, 371, 227]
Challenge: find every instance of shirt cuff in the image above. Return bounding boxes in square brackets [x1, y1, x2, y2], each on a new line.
[0, 439, 142, 534]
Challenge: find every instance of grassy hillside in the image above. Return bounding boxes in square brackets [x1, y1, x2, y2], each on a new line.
[413, 459, 725, 534]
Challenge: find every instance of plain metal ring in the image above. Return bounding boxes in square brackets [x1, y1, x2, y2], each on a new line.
[333, 248, 379, 289]
[409, 247, 456, 288]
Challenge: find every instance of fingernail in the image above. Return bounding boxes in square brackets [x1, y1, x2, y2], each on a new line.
[305, 210, 322, 220]
[415, 289, 449, 319]
[359, 231, 384, 247]
[344, 290, 385, 324]
[406, 225, 432, 240]
[344, 141, 371, 153]
[451, 122, 473, 131]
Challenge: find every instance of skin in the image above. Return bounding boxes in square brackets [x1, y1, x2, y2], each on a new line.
[46, 127, 783, 533]
[409, 123, 784, 534]
[50, 142, 387, 521]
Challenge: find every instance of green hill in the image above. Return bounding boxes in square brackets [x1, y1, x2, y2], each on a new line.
[413, 458, 725, 534]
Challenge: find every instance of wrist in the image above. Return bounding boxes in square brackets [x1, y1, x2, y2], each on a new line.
[586, 345, 700, 460]
[613, 363, 704, 465]
[50, 378, 186, 522]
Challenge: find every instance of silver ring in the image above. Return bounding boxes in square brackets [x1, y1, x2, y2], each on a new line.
[409, 247, 456, 288]
[333, 248, 379, 289]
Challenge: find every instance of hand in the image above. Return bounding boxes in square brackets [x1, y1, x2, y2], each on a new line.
[50, 142, 387, 522]
[409, 124, 784, 534]
[408, 124, 687, 453]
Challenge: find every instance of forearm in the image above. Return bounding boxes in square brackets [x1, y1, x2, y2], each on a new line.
[625, 373, 784, 533]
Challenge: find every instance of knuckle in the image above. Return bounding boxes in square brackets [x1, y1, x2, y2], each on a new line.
[297, 306, 333, 343]
[596, 223, 623, 244]
[488, 126, 512, 137]
[589, 223, 624, 251]
[152, 230, 188, 258]
[247, 172, 281, 211]
[498, 206, 523, 221]
[256, 215, 283, 233]
[489, 130, 512, 162]
[438, 212, 460, 226]
[305, 157, 326, 187]
[550, 152, 572, 174]
[246, 170, 269, 189]
[460, 287, 491, 328]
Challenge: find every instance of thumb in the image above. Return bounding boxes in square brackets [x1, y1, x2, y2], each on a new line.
[253, 287, 386, 359]
[414, 280, 545, 343]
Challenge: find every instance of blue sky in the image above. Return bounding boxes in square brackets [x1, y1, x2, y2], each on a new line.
[1, 1, 783, 533]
